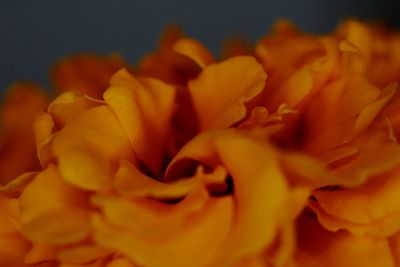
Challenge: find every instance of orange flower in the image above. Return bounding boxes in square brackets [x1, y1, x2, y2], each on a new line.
[14, 50, 337, 267]
[2, 18, 400, 267]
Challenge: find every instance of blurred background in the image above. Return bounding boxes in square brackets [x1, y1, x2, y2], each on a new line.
[1, 0, 399, 95]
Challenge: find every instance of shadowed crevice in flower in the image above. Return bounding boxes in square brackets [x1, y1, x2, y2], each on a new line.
[154, 196, 187, 205]
[164, 157, 202, 181]
[207, 175, 234, 197]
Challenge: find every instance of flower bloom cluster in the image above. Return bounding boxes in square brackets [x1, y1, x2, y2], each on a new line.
[1, 20, 400, 267]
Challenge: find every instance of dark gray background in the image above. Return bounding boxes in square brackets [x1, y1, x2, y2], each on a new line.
[1, 0, 399, 95]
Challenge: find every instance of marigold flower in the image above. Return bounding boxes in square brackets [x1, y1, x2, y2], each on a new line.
[1, 18, 400, 267]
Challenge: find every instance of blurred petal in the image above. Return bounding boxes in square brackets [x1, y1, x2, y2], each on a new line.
[389, 231, 400, 266]
[311, 163, 400, 236]
[0, 82, 48, 184]
[51, 53, 130, 99]
[58, 245, 112, 264]
[93, 189, 233, 267]
[213, 132, 289, 263]
[173, 38, 215, 68]
[107, 258, 138, 267]
[20, 165, 91, 244]
[291, 214, 395, 267]
[138, 26, 201, 84]
[0, 196, 31, 266]
[25, 244, 58, 264]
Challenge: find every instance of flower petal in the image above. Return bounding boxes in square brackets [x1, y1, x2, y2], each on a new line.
[173, 38, 215, 68]
[52, 105, 134, 190]
[104, 69, 176, 177]
[188, 56, 267, 130]
[51, 53, 129, 99]
[0, 196, 31, 266]
[291, 214, 395, 267]
[311, 163, 400, 236]
[19, 165, 91, 245]
[93, 191, 233, 267]
[47, 91, 104, 129]
[0, 82, 48, 184]
[114, 160, 226, 198]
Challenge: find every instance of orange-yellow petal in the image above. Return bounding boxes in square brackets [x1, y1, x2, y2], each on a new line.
[93, 191, 233, 267]
[291, 214, 395, 267]
[51, 105, 134, 190]
[20, 165, 91, 245]
[103, 69, 176, 177]
[188, 56, 267, 130]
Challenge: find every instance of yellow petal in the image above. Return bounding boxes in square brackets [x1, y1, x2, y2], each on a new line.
[104, 69, 176, 177]
[213, 132, 289, 263]
[292, 214, 395, 267]
[52, 105, 134, 190]
[92, 187, 211, 239]
[47, 91, 104, 129]
[114, 160, 226, 198]
[188, 56, 267, 130]
[312, 163, 400, 236]
[33, 113, 55, 167]
[169, 130, 292, 264]
[93, 193, 233, 267]
[269, 68, 313, 111]
[20, 165, 91, 245]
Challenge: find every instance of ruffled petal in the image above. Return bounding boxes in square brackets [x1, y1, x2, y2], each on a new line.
[291, 214, 395, 267]
[51, 105, 134, 190]
[188, 56, 267, 130]
[47, 91, 104, 129]
[93, 188, 233, 267]
[104, 69, 176, 177]
[311, 163, 400, 236]
[19, 165, 91, 244]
